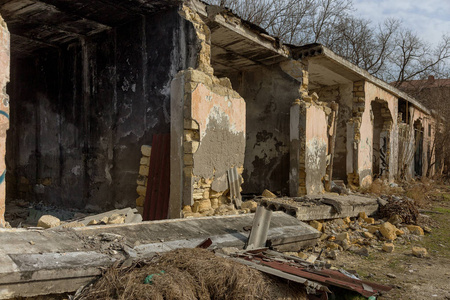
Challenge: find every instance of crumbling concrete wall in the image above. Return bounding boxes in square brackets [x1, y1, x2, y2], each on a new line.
[407, 107, 435, 177]
[290, 99, 331, 196]
[289, 63, 332, 196]
[170, 5, 246, 218]
[170, 69, 245, 218]
[311, 84, 353, 182]
[6, 8, 201, 210]
[227, 65, 300, 195]
[348, 81, 397, 188]
[0, 14, 9, 226]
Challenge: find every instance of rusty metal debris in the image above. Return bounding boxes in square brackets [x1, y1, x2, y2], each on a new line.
[222, 249, 392, 299]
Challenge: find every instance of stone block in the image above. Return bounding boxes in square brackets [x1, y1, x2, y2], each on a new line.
[136, 185, 147, 197]
[37, 215, 61, 229]
[141, 145, 152, 157]
[241, 200, 258, 212]
[382, 243, 395, 253]
[184, 141, 199, 153]
[136, 196, 145, 207]
[193, 200, 212, 213]
[407, 225, 424, 236]
[309, 220, 323, 232]
[140, 156, 150, 166]
[136, 175, 147, 186]
[139, 165, 149, 176]
[358, 212, 367, 219]
[364, 217, 375, 224]
[412, 246, 428, 258]
[262, 189, 277, 198]
[184, 119, 199, 130]
[184, 154, 194, 166]
[379, 222, 397, 240]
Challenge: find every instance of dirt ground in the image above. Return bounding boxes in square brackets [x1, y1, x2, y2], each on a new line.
[330, 181, 450, 300]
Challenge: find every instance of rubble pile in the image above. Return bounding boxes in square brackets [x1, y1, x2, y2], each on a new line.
[378, 195, 420, 224]
[291, 211, 431, 261]
[182, 199, 257, 218]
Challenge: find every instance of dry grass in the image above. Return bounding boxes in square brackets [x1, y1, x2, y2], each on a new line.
[76, 248, 307, 300]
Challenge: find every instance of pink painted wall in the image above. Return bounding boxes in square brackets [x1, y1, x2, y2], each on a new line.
[305, 104, 328, 194]
[358, 82, 398, 187]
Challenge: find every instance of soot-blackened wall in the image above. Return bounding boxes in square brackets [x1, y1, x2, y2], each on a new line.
[6, 9, 200, 210]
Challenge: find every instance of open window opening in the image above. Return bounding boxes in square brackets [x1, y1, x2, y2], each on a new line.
[414, 119, 424, 177]
[371, 100, 393, 179]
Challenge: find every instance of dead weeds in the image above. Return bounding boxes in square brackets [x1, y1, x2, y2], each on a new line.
[76, 248, 307, 300]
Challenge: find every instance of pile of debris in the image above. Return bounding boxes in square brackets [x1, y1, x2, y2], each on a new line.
[75, 248, 308, 300]
[298, 207, 431, 261]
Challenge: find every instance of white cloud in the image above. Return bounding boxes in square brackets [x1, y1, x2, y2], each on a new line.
[353, 0, 450, 45]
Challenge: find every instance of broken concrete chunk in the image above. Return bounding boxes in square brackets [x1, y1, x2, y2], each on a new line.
[87, 220, 99, 226]
[412, 246, 428, 258]
[37, 215, 61, 229]
[358, 212, 368, 219]
[262, 189, 277, 198]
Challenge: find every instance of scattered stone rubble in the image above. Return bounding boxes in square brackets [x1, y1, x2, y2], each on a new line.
[284, 210, 430, 261]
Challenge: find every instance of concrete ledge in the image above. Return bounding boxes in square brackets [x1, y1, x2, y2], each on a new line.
[258, 194, 379, 221]
[0, 212, 318, 299]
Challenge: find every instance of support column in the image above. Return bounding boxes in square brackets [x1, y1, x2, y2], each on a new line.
[0, 15, 9, 226]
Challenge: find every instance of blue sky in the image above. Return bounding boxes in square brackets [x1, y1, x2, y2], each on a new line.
[353, 0, 450, 45]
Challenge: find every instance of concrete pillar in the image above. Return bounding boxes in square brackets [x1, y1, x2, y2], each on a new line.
[0, 15, 9, 226]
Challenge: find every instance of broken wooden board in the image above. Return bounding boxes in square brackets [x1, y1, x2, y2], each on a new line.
[258, 194, 379, 221]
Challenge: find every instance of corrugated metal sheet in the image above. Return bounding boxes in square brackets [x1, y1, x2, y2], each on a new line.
[143, 134, 170, 221]
[227, 166, 242, 208]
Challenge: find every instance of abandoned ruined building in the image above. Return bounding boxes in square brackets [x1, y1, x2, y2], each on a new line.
[0, 0, 439, 226]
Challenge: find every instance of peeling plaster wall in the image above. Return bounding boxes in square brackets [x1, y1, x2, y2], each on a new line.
[0, 14, 9, 225]
[6, 9, 200, 210]
[227, 65, 300, 195]
[312, 84, 353, 181]
[290, 100, 330, 195]
[358, 82, 398, 186]
[170, 69, 245, 218]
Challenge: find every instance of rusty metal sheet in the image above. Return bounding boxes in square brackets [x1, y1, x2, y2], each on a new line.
[237, 253, 392, 298]
[143, 134, 170, 221]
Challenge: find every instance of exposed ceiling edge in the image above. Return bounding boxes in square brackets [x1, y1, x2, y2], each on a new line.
[291, 44, 431, 115]
[189, 0, 291, 61]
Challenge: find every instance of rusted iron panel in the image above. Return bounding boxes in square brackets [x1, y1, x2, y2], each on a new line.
[237, 253, 392, 298]
[143, 134, 170, 221]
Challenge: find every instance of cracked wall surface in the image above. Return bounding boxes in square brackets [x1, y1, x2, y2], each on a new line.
[0, 14, 9, 225]
[6, 8, 201, 210]
[227, 65, 300, 195]
[170, 69, 245, 218]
